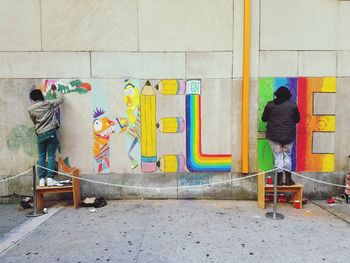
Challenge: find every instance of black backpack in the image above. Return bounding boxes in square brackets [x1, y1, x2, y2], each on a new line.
[80, 197, 107, 208]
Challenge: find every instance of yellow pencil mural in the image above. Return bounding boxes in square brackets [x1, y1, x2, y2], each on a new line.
[140, 81, 157, 172]
[156, 117, 185, 133]
[157, 154, 185, 173]
[155, 80, 186, 95]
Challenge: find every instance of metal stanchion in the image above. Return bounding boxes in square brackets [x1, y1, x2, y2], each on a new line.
[27, 165, 43, 217]
[266, 170, 284, 220]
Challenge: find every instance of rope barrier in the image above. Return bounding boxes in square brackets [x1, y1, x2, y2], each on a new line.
[288, 170, 346, 188]
[0, 169, 32, 183]
[36, 165, 277, 190]
[1, 165, 346, 190]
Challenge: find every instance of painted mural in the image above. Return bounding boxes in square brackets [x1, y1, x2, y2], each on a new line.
[92, 78, 232, 174]
[7, 125, 37, 157]
[6, 77, 337, 175]
[157, 154, 186, 173]
[296, 77, 336, 172]
[154, 80, 186, 173]
[7, 79, 91, 160]
[140, 81, 157, 172]
[155, 80, 186, 95]
[185, 80, 232, 172]
[258, 77, 336, 172]
[258, 78, 298, 171]
[43, 79, 92, 125]
[92, 108, 115, 173]
[116, 79, 141, 170]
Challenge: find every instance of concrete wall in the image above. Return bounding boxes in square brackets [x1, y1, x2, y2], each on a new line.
[1, 0, 350, 199]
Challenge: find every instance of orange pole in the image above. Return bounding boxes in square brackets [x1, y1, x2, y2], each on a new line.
[242, 0, 251, 173]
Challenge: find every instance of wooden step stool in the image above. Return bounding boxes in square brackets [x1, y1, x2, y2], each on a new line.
[258, 171, 304, 209]
[36, 168, 81, 211]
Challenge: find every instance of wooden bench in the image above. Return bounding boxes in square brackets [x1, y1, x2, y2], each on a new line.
[36, 168, 81, 211]
[258, 171, 303, 209]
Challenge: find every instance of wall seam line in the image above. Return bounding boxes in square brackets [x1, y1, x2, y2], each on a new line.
[39, 0, 43, 51]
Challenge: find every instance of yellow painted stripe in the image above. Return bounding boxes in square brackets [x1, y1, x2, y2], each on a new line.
[322, 77, 336, 92]
[160, 155, 178, 172]
[321, 154, 334, 172]
[158, 117, 179, 133]
[159, 80, 179, 95]
[141, 83, 156, 157]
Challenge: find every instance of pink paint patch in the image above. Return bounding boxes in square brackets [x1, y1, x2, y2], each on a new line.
[178, 80, 186, 95]
[141, 162, 157, 173]
[177, 154, 185, 172]
[178, 118, 185, 133]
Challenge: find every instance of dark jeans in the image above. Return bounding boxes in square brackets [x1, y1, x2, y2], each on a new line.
[37, 130, 60, 179]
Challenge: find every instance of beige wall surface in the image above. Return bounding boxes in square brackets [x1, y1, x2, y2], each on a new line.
[1, 0, 350, 178]
[41, 0, 138, 51]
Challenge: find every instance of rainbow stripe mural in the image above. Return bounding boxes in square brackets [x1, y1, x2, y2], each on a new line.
[258, 77, 297, 170]
[296, 77, 336, 172]
[258, 77, 336, 172]
[186, 94, 232, 172]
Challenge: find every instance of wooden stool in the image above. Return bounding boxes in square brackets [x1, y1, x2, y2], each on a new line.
[36, 168, 81, 211]
[258, 171, 303, 209]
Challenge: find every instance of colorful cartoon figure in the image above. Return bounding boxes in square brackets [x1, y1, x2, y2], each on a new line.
[116, 79, 141, 170]
[41, 79, 92, 126]
[93, 108, 115, 173]
[44, 79, 91, 96]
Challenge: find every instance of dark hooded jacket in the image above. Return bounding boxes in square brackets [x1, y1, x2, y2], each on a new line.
[261, 87, 300, 144]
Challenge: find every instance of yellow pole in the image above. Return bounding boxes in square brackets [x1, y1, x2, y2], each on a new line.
[242, 0, 251, 173]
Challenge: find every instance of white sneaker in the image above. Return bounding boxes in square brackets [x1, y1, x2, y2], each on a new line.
[46, 177, 63, 187]
[39, 178, 46, 187]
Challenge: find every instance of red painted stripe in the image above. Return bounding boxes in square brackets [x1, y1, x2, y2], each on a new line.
[296, 77, 308, 171]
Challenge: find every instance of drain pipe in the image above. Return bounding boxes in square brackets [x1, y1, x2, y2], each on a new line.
[242, 0, 251, 174]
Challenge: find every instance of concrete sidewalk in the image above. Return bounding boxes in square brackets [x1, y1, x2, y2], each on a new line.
[0, 200, 349, 263]
[0, 204, 29, 239]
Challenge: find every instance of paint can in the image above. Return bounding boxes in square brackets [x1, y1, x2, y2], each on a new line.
[278, 194, 287, 203]
[264, 195, 270, 202]
[294, 200, 301, 209]
[266, 176, 273, 185]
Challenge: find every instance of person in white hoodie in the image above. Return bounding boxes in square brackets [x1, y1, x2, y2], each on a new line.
[28, 85, 64, 187]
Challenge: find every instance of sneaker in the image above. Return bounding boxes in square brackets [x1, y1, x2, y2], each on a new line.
[46, 177, 63, 187]
[39, 178, 46, 187]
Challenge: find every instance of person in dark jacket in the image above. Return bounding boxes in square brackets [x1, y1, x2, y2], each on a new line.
[262, 86, 300, 185]
[29, 85, 64, 187]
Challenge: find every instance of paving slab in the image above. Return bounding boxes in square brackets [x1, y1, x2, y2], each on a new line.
[0, 204, 29, 239]
[0, 200, 349, 263]
[312, 200, 350, 224]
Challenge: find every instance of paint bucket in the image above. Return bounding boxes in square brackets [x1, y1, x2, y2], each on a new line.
[264, 195, 270, 202]
[266, 176, 273, 185]
[294, 200, 301, 209]
[279, 194, 287, 203]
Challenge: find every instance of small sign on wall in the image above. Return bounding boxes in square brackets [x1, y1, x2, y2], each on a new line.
[186, 79, 201, 95]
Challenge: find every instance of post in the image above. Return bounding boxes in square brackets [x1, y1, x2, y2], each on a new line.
[27, 165, 43, 217]
[241, 0, 251, 174]
[266, 171, 284, 220]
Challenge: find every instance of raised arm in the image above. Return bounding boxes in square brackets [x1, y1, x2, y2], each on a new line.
[48, 85, 64, 108]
